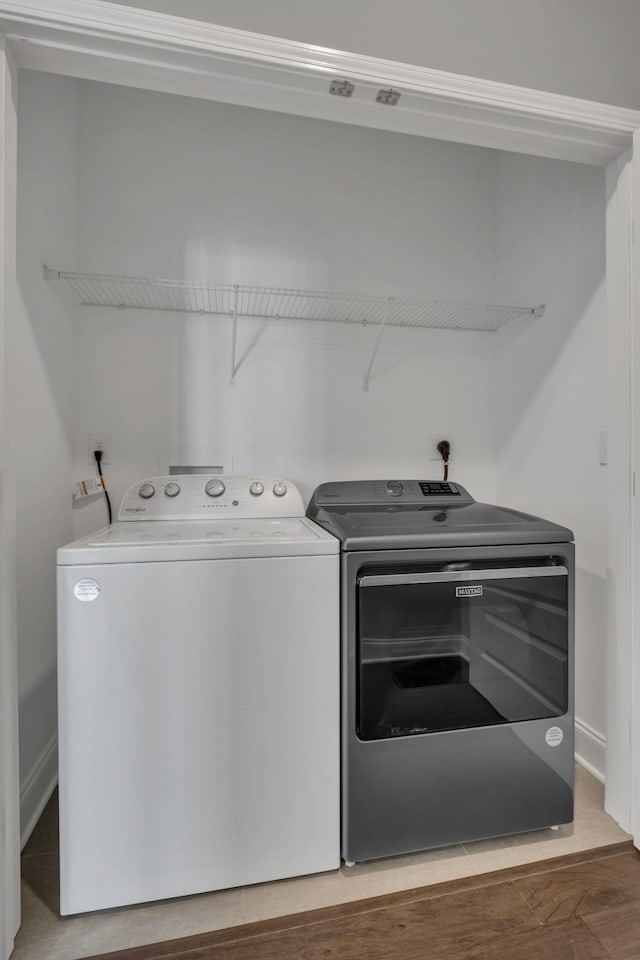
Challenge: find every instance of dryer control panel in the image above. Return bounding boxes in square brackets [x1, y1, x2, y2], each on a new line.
[308, 480, 474, 507]
[118, 475, 305, 521]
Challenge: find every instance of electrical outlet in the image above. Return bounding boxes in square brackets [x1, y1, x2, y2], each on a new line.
[88, 433, 110, 466]
[429, 435, 455, 461]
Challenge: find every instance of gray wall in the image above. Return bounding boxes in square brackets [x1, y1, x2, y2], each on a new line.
[106, 0, 640, 109]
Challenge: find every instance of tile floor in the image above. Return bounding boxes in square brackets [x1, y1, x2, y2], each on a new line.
[12, 765, 632, 960]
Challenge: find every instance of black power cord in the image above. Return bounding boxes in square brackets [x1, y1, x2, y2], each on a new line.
[93, 449, 112, 525]
[437, 440, 451, 481]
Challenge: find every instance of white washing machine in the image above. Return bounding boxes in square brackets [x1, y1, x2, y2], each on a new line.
[57, 475, 339, 915]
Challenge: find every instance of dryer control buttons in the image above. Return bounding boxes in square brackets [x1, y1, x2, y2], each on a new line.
[205, 479, 225, 498]
[138, 483, 156, 499]
[273, 482, 287, 497]
[249, 481, 264, 496]
[164, 482, 181, 498]
[386, 480, 404, 497]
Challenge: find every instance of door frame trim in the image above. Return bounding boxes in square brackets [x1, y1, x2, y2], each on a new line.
[0, 4, 639, 955]
[0, 0, 639, 164]
[0, 33, 19, 960]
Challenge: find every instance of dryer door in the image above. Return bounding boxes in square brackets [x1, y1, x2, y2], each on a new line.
[357, 562, 568, 741]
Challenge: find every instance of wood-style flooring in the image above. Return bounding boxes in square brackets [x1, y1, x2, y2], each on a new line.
[83, 843, 640, 960]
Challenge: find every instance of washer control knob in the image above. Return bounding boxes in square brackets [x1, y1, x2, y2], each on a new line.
[250, 481, 264, 496]
[205, 479, 225, 498]
[386, 480, 404, 497]
[273, 482, 287, 497]
[164, 482, 181, 498]
[138, 483, 156, 500]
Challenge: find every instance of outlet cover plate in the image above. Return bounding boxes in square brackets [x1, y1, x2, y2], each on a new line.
[428, 435, 455, 463]
[88, 433, 110, 466]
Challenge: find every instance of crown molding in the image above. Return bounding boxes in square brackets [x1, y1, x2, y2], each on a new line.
[0, 0, 638, 163]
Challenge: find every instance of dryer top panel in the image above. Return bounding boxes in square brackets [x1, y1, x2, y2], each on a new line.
[306, 480, 574, 551]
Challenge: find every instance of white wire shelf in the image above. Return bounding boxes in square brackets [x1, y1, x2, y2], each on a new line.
[44, 267, 545, 388]
[45, 268, 544, 331]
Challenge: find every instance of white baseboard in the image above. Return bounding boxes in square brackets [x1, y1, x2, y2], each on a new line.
[20, 733, 58, 850]
[575, 717, 606, 783]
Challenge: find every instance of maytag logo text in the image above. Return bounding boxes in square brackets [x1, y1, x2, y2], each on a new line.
[456, 585, 483, 598]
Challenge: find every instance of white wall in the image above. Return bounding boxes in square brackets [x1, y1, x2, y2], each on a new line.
[71, 81, 500, 534]
[492, 153, 606, 773]
[15, 72, 607, 822]
[15, 71, 78, 838]
[107, 0, 640, 109]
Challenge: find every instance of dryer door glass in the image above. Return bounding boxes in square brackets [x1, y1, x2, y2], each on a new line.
[357, 563, 568, 741]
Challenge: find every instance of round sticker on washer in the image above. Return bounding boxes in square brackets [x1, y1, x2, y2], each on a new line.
[545, 726, 563, 747]
[74, 578, 100, 602]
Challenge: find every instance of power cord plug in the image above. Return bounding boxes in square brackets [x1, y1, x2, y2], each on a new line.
[93, 448, 113, 525]
[437, 440, 451, 481]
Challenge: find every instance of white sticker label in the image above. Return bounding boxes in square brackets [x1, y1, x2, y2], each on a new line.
[545, 726, 563, 747]
[74, 578, 100, 602]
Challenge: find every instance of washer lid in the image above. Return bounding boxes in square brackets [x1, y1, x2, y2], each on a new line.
[57, 517, 338, 564]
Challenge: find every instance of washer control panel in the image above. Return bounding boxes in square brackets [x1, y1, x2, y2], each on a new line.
[118, 475, 303, 520]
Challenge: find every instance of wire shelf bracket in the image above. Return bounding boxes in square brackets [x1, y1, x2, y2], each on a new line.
[363, 297, 393, 391]
[44, 266, 546, 387]
[229, 284, 240, 386]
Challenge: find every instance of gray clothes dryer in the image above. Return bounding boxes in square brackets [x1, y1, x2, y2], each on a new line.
[307, 480, 575, 864]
